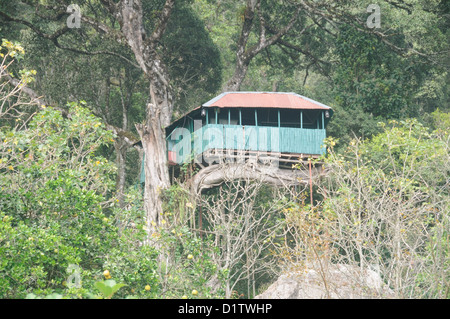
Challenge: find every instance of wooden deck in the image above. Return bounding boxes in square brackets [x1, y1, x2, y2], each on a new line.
[197, 149, 321, 169]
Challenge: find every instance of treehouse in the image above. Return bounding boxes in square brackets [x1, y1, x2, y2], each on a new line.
[141, 92, 333, 192]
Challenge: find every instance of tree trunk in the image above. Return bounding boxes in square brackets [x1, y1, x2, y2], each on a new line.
[135, 49, 173, 231]
[115, 137, 128, 207]
[136, 112, 170, 233]
[224, 58, 250, 92]
[191, 162, 324, 195]
[116, 0, 175, 231]
[223, 0, 257, 92]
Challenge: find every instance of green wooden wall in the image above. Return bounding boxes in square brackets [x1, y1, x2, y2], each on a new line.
[167, 124, 326, 165]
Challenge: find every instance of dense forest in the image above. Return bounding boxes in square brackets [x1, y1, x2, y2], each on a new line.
[0, 0, 448, 299]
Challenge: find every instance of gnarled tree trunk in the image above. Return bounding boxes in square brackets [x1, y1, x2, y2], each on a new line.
[191, 162, 325, 195]
[114, 0, 175, 231]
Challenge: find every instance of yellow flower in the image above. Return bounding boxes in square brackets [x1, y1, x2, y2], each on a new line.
[186, 202, 194, 209]
[103, 269, 112, 279]
[7, 165, 13, 171]
[145, 285, 151, 291]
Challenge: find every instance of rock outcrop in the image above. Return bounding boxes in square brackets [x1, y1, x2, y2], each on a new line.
[255, 263, 394, 299]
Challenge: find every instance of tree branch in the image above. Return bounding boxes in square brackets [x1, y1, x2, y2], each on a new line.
[0, 10, 70, 40]
[245, 5, 301, 62]
[1, 71, 46, 107]
[51, 37, 140, 69]
[0, 8, 140, 69]
[2, 70, 140, 149]
[148, 0, 176, 45]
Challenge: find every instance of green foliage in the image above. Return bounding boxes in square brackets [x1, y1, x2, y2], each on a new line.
[0, 103, 116, 215]
[0, 102, 120, 298]
[156, 225, 226, 298]
[162, 3, 223, 113]
[161, 183, 191, 226]
[24, 278, 129, 299]
[332, 25, 419, 119]
[101, 189, 160, 299]
[157, 185, 227, 298]
[288, 118, 450, 298]
[0, 63, 159, 298]
[1, 38, 24, 60]
[0, 0, 449, 300]
[0, 213, 80, 297]
[94, 280, 126, 299]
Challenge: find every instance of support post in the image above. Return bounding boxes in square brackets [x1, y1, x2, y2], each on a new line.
[255, 109, 258, 150]
[300, 111, 303, 129]
[322, 111, 325, 129]
[278, 109, 280, 128]
[198, 198, 203, 238]
[309, 158, 313, 207]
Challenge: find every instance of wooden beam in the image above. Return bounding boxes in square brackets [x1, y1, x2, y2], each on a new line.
[309, 158, 313, 206]
[322, 111, 325, 129]
[300, 111, 303, 129]
[255, 109, 258, 150]
[278, 109, 280, 128]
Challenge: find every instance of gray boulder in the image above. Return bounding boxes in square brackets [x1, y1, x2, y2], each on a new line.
[255, 263, 394, 299]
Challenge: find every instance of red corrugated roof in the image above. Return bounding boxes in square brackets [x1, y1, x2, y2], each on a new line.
[202, 92, 332, 110]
